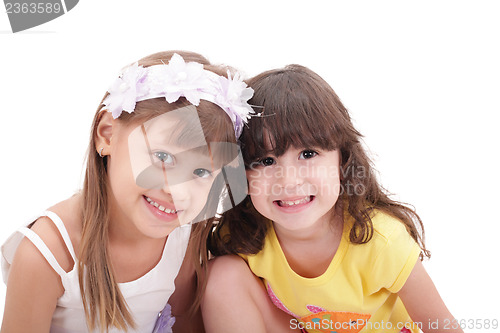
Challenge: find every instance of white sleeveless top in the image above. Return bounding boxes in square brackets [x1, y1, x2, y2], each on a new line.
[1, 211, 192, 332]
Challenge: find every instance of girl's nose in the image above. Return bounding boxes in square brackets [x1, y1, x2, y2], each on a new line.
[276, 165, 304, 189]
[164, 181, 189, 203]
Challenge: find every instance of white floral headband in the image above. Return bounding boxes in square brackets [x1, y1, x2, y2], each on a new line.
[102, 53, 254, 138]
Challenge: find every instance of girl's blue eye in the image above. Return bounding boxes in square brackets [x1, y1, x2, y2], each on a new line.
[260, 157, 275, 166]
[193, 168, 212, 178]
[299, 150, 318, 160]
[154, 151, 174, 165]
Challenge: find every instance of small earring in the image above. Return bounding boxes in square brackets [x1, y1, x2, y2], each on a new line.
[98, 147, 104, 157]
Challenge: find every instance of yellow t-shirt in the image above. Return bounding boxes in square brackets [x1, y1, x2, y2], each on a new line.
[240, 210, 422, 333]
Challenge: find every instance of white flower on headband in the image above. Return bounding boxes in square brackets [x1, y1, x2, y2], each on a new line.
[101, 53, 255, 138]
[149, 53, 210, 106]
[213, 71, 254, 138]
[103, 63, 148, 119]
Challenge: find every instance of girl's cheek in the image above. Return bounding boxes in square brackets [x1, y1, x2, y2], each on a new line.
[247, 178, 266, 197]
[247, 179, 259, 195]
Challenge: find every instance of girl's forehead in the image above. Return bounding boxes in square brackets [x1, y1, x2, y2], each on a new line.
[139, 105, 208, 150]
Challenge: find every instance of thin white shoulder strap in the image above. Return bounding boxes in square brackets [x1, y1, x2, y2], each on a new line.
[43, 210, 77, 261]
[18, 227, 67, 277]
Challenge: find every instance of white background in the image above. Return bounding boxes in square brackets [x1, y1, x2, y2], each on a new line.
[1, 0, 499, 330]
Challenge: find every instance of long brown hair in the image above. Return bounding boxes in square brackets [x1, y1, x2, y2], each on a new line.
[79, 51, 235, 331]
[209, 64, 430, 260]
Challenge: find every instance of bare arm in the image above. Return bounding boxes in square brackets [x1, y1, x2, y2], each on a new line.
[399, 260, 463, 333]
[1, 215, 72, 333]
[1, 236, 63, 332]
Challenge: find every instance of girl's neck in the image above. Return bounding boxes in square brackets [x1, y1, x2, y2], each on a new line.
[106, 196, 167, 283]
[273, 209, 345, 279]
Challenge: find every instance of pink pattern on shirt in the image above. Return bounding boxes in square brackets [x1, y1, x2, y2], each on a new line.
[266, 282, 299, 318]
[306, 304, 327, 314]
[266, 283, 412, 333]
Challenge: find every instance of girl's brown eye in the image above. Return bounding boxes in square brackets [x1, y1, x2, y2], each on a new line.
[299, 150, 318, 160]
[260, 157, 275, 166]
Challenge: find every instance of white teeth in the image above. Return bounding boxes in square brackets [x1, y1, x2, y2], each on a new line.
[145, 196, 177, 214]
[279, 196, 311, 207]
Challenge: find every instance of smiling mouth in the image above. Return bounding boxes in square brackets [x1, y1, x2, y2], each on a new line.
[144, 196, 178, 214]
[275, 196, 314, 207]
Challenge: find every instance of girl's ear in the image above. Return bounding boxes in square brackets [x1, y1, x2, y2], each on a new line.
[95, 111, 114, 157]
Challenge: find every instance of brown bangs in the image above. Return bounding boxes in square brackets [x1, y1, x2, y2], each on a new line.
[242, 65, 356, 165]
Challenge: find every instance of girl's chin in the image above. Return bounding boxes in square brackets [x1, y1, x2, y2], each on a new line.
[273, 219, 313, 231]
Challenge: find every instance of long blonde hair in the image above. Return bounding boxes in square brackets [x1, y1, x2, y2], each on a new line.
[79, 51, 235, 331]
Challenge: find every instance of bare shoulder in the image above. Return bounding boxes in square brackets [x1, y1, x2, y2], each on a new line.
[2, 233, 64, 331]
[1, 194, 85, 331]
[0, 194, 83, 331]
[47, 192, 83, 232]
[7, 227, 65, 295]
[30, 193, 84, 272]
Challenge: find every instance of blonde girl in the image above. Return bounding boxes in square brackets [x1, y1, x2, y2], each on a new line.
[1, 51, 251, 332]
